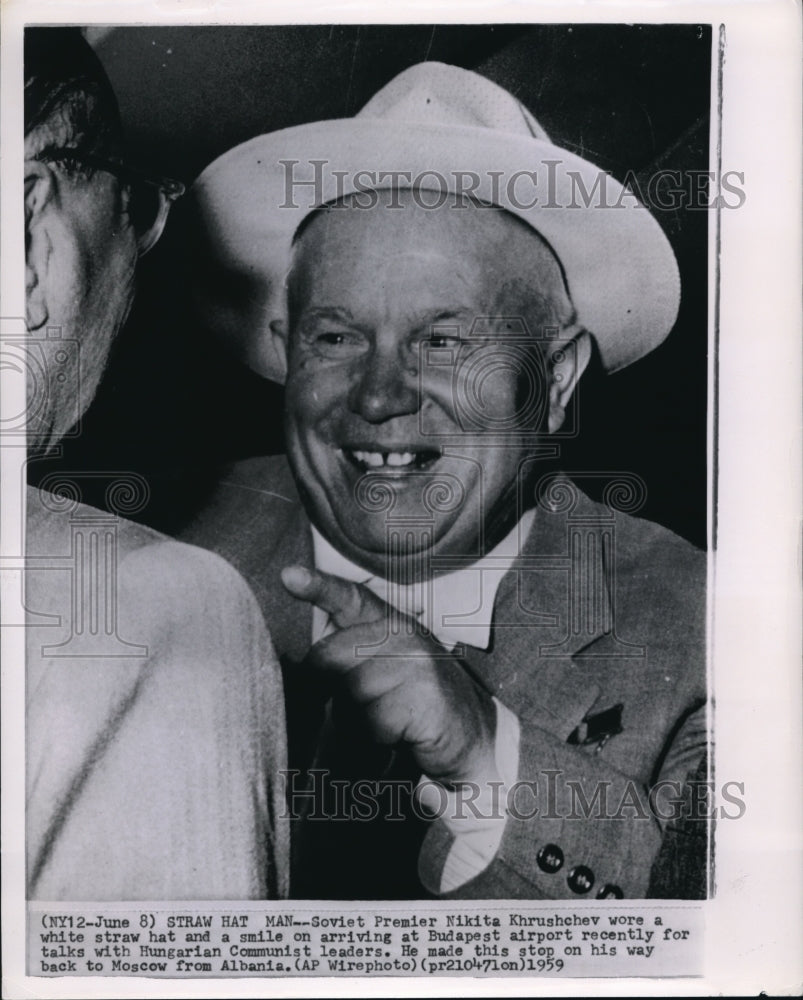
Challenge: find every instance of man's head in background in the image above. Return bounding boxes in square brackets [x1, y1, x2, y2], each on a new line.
[24, 28, 182, 454]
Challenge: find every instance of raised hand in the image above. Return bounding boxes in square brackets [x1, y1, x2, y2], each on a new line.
[281, 565, 497, 787]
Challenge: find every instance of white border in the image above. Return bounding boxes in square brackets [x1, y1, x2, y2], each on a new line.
[2, 2, 802, 997]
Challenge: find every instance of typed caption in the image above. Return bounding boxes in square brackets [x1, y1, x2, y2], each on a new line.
[29, 902, 702, 978]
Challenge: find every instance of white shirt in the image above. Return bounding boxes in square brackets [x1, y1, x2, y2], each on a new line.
[310, 512, 533, 893]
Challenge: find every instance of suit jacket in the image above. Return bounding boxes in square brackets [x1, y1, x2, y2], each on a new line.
[180, 455, 708, 901]
[25, 485, 289, 900]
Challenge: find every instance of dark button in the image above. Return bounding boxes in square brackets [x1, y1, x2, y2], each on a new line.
[596, 883, 624, 899]
[567, 865, 595, 894]
[536, 844, 564, 873]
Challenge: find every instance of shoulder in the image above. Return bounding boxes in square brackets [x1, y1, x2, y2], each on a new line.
[604, 502, 706, 598]
[208, 454, 299, 507]
[27, 485, 269, 646]
[174, 457, 314, 663]
[119, 534, 261, 612]
[25, 498, 285, 901]
[25, 491, 280, 741]
[178, 454, 306, 561]
[580, 493, 707, 659]
[183, 454, 299, 529]
[115, 539, 281, 713]
[27, 485, 168, 555]
[543, 483, 707, 653]
[534, 480, 705, 590]
[218, 454, 297, 496]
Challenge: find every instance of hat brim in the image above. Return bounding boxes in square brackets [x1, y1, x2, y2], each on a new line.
[190, 119, 680, 381]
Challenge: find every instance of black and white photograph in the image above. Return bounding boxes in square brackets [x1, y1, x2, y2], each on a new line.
[2, 4, 801, 996]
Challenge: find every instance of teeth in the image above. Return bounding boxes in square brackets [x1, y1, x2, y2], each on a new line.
[350, 450, 418, 468]
[352, 450, 384, 467]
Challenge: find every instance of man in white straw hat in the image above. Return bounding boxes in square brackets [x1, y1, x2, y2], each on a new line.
[183, 61, 707, 900]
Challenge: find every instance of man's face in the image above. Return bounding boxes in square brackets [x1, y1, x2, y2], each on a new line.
[26, 163, 138, 452]
[283, 191, 572, 579]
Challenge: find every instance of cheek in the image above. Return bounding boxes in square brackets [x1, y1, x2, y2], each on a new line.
[83, 180, 136, 272]
[285, 368, 342, 439]
[79, 229, 136, 338]
[105, 250, 136, 320]
[90, 246, 136, 335]
[452, 348, 547, 430]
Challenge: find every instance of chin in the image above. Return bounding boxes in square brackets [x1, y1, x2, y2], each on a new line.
[342, 517, 476, 582]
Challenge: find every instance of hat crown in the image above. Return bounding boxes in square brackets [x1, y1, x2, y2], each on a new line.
[357, 61, 551, 141]
[192, 60, 680, 379]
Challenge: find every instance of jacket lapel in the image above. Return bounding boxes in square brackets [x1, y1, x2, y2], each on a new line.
[463, 485, 623, 741]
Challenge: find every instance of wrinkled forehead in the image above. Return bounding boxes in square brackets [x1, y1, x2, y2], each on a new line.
[288, 189, 573, 313]
[293, 187, 554, 252]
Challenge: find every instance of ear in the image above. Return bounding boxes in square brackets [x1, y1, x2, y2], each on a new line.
[25, 160, 56, 331]
[547, 327, 592, 433]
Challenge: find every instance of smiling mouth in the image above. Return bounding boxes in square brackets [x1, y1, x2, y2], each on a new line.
[342, 448, 442, 473]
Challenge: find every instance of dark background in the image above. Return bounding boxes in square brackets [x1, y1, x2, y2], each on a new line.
[29, 24, 712, 547]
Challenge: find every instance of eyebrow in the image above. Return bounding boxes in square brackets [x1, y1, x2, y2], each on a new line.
[297, 306, 356, 325]
[295, 306, 376, 340]
[413, 308, 483, 338]
[421, 308, 472, 325]
[298, 305, 477, 333]
[297, 306, 474, 327]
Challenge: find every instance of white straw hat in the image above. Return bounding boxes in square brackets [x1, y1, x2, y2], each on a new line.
[190, 61, 680, 381]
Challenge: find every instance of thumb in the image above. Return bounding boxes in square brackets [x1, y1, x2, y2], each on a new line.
[281, 565, 387, 629]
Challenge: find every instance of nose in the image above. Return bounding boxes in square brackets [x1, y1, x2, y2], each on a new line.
[348, 347, 420, 423]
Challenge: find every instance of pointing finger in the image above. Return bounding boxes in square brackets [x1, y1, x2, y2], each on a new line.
[281, 565, 387, 629]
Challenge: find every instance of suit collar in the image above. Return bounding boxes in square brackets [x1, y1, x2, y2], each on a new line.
[279, 465, 613, 741]
[481, 479, 615, 658]
[285, 470, 615, 666]
[461, 480, 615, 738]
[310, 510, 536, 651]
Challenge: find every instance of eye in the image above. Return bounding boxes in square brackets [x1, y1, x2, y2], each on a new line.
[426, 333, 463, 349]
[423, 328, 466, 349]
[307, 329, 367, 360]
